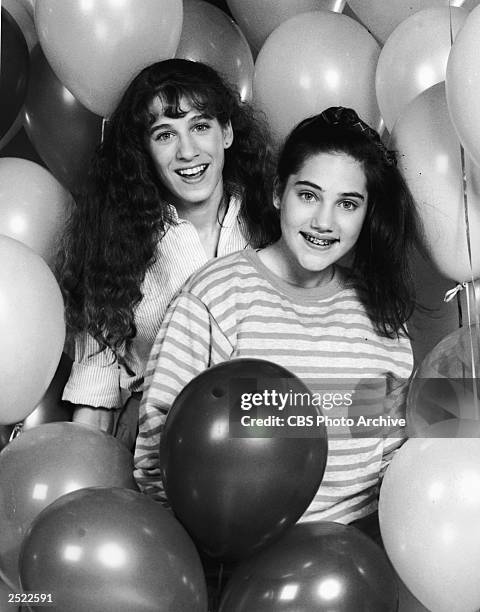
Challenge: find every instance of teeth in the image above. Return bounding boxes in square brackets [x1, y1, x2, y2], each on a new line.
[303, 233, 336, 246]
[177, 165, 207, 177]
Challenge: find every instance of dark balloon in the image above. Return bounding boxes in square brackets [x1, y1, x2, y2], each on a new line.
[0, 8, 29, 140]
[23, 353, 73, 430]
[0, 425, 14, 452]
[161, 358, 328, 560]
[24, 45, 103, 193]
[204, 0, 233, 16]
[219, 522, 398, 612]
[20, 487, 208, 612]
[176, 0, 254, 101]
[0, 127, 44, 165]
[0, 422, 137, 586]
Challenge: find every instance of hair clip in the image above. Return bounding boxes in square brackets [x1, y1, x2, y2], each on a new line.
[320, 107, 397, 167]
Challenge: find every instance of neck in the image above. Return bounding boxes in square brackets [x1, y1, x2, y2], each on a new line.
[174, 186, 227, 233]
[260, 241, 335, 289]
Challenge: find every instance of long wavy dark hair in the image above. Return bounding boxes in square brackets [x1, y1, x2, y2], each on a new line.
[58, 59, 277, 351]
[275, 107, 424, 339]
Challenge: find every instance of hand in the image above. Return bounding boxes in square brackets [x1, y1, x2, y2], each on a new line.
[72, 405, 115, 435]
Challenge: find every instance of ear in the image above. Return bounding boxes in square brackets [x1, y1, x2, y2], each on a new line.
[223, 121, 233, 149]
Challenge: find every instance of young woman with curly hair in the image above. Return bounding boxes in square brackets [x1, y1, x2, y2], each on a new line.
[58, 59, 276, 445]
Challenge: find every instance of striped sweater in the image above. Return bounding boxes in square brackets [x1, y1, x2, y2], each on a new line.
[134, 249, 413, 524]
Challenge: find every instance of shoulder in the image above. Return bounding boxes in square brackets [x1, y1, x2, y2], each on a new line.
[181, 250, 256, 296]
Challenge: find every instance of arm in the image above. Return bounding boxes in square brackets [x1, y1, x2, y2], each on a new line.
[62, 332, 123, 431]
[134, 291, 232, 502]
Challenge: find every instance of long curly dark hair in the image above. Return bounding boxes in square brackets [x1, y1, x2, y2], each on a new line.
[275, 107, 425, 339]
[58, 59, 277, 351]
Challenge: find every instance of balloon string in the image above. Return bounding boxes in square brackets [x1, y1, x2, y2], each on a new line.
[101, 118, 107, 144]
[216, 562, 224, 609]
[0, 563, 19, 592]
[459, 143, 480, 418]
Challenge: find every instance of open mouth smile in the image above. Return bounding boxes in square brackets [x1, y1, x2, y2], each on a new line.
[300, 232, 339, 247]
[176, 164, 208, 179]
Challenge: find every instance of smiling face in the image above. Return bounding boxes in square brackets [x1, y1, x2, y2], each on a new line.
[272, 152, 369, 288]
[146, 95, 233, 214]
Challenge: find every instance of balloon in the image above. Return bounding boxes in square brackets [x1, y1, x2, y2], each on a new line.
[226, 0, 346, 54]
[376, 7, 468, 132]
[35, 0, 183, 117]
[23, 352, 74, 431]
[24, 46, 103, 193]
[219, 522, 398, 611]
[379, 438, 480, 612]
[20, 487, 207, 612]
[391, 82, 480, 281]
[407, 325, 480, 436]
[161, 359, 328, 560]
[253, 11, 381, 144]
[0, 426, 14, 452]
[0, 237, 65, 425]
[0, 158, 71, 265]
[446, 5, 480, 168]
[3, 0, 38, 51]
[0, 127, 44, 165]
[348, 0, 468, 45]
[176, 0, 254, 102]
[0, 422, 138, 586]
[0, 8, 29, 141]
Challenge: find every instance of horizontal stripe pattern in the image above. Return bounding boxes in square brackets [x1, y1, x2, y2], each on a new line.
[134, 249, 413, 524]
[62, 197, 246, 408]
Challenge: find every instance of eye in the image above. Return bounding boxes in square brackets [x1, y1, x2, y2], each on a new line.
[193, 122, 211, 133]
[339, 199, 358, 211]
[154, 131, 174, 143]
[299, 191, 316, 203]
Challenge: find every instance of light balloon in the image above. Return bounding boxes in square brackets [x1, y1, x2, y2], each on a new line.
[253, 11, 380, 144]
[391, 82, 480, 281]
[376, 7, 468, 132]
[176, 0, 254, 102]
[226, 0, 345, 54]
[379, 438, 480, 612]
[0, 236, 65, 425]
[348, 0, 469, 45]
[446, 5, 480, 168]
[35, 0, 183, 117]
[0, 158, 71, 265]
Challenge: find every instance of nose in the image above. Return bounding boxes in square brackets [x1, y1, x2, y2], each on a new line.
[176, 132, 199, 161]
[311, 203, 334, 231]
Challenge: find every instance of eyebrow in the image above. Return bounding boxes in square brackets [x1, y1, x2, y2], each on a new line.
[295, 180, 366, 200]
[149, 113, 212, 136]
